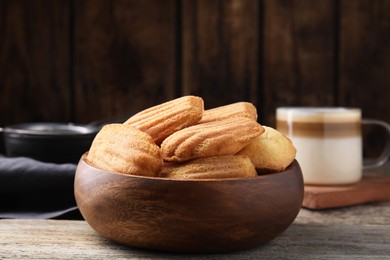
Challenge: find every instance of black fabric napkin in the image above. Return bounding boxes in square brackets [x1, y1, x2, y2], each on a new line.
[0, 155, 82, 219]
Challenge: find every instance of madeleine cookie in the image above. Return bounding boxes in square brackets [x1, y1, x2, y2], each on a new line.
[87, 124, 163, 177]
[161, 117, 264, 162]
[160, 155, 257, 179]
[198, 102, 257, 124]
[237, 126, 296, 173]
[124, 96, 204, 145]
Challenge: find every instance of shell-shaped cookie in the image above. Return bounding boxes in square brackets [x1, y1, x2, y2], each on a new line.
[198, 102, 257, 124]
[86, 124, 163, 177]
[161, 117, 264, 162]
[237, 126, 296, 173]
[160, 155, 257, 179]
[124, 96, 204, 145]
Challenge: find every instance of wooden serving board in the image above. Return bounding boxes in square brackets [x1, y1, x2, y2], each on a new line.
[303, 176, 390, 209]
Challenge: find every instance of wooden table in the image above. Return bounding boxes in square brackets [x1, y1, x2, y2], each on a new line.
[1, 162, 389, 259]
[0, 202, 389, 259]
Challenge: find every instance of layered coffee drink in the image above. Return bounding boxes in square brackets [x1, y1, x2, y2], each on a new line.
[276, 108, 362, 185]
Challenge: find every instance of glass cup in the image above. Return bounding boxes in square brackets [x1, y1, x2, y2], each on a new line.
[276, 107, 390, 185]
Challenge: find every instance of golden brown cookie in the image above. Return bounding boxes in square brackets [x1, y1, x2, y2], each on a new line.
[198, 102, 257, 124]
[86, 124, 163, 177]
[161, 117, 264, 162]
[124, 96, 204, 145]
[237, 126, 296, 173]
[160, 155, 257, 179]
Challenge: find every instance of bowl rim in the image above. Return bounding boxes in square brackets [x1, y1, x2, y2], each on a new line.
[78, 152, 301, 183]
[2, 122, 99, 136]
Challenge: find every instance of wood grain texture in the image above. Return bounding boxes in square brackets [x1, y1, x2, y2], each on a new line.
[339, 0, 390, 118]
[74, 156, 303, 253]
[73, 0, 177, 123]
[262, 0, 336, 126]
[303, 176, 390, 209]
[0, 0, 71, 125]
[182, 0, 259, 109]
[0, 0, 389, 158]
[1, 203, 389, 259]
[339, 0, 390, 157]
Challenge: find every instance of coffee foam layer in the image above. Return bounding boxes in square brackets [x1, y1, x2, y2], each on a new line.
[276, 107, 361, 123]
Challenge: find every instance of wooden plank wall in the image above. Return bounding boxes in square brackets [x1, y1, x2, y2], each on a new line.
[1, 0, 389, 155]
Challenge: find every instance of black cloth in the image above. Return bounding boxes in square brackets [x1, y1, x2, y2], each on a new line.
[0, 155, 82, 219]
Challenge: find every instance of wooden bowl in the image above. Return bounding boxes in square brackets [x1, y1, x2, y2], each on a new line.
[74, 153, 304, 253]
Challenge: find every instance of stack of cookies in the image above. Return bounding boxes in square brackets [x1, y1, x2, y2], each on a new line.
[86, 96, 296, 179]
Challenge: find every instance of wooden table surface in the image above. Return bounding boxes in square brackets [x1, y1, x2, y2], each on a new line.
[1, 163, 389, 259]
[0, 203, 389, 259]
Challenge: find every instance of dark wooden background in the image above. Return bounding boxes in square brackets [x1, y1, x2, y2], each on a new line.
[1, 0, 390, 156]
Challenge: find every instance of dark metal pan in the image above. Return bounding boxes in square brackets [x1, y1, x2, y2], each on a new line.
[0, 123, 100, 164]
